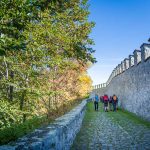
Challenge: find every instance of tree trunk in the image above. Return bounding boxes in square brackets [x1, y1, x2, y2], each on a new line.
[20, 90, 26, 122]
[9, 71, 14, 101]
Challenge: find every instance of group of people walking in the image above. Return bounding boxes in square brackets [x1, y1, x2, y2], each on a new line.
[94, 94, 118, 112]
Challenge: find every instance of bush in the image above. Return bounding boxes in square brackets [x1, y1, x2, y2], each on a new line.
[0, 98, 82, 145]
[0, 101, 23, 129]
[0, 116, 51, 145]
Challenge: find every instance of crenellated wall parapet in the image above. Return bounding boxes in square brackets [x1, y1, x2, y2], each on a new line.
[92, 83, 106, 90]
[92, 38, 150, 121]
[93, 39, 150, 88]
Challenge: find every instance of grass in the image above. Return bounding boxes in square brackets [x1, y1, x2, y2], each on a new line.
[107, 108, 150, 128]
[87, 102, 150, 128]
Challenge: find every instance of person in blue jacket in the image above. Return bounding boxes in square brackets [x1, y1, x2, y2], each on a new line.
[94, 94, 99, 111]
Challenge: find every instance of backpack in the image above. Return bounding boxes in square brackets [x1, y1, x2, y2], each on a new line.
[113, 95, 117, 101]
[103, 95, 108, 101]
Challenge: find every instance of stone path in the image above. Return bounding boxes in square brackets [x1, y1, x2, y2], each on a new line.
[71, 102, 150, 150]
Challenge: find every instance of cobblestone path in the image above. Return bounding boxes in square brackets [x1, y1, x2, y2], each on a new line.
[71, 102, 150, 150]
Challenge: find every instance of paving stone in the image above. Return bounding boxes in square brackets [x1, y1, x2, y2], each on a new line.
[71, 103, 150, 150]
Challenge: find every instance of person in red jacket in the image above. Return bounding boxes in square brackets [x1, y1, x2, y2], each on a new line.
[103, 94, 109, 112]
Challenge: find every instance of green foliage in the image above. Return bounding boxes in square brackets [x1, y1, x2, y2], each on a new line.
[0, 101, 23, 129]
[0, 0, 95, 143]
[0, 0, 63, 55]
[0, 116, 50, 144]
[0, 99, 81, 145]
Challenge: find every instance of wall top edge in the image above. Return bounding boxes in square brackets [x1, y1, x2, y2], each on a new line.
[140, 43, 150, 48]
[94, 39, 150, 90]
[133, 49, 141, 53]
[129, 54, 134, 57]
[124, 58, 129, 61]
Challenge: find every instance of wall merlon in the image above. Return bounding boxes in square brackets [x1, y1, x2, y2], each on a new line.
[118, 64, 122, 74]
[113, 69, 116, 77]
[98, 84, 101, 89]
[96, 85, 99, 89]
[129, 55, 134, 67]
[121, 61, 125, 72]
[133, 49, 141, 65]
[99, 84, 101, 88]
[113, 69, 115, 76]
[97, 85, 99, 89]
[117, 65, 120, 75]
[116, 67, 118, 76]
[112, 70, 115, 77]
[115, 66, 118, 75]
[140, 43, 150, 62]
[103, 83, 105, 87]
[114, 67, 117, 76]
[124, 58, 129, 70]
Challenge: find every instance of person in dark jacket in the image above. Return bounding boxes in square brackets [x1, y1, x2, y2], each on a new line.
[109, 96, 113, 111]
[112, 94, 118, 112]
[100, 96, 103, 103]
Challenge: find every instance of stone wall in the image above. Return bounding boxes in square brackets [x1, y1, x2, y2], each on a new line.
[92, 83, 106, 98]
[0, 100, 88, 150]
[92, 41, 150, 121]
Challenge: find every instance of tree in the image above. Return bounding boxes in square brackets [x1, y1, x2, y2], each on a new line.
[0, 0, 96, 128]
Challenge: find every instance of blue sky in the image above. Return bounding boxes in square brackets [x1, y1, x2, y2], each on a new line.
[87, 0, 150, 85]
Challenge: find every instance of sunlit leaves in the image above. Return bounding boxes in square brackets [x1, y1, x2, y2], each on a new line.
[0, 0, 95, 129]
